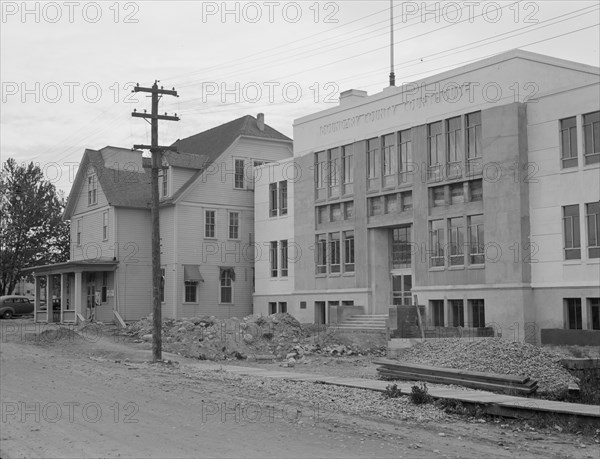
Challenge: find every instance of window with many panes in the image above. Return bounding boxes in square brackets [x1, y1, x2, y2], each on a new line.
[469, 299, 485, 328]
[466, 111, 482, 173]
[205, 210, 215, 238]
[391, 226, 411, 269]
[367, 138, 379, 180]
[565, 298, 582, 329]
[315, 151, 326, 190]
[430, 219, 445, 267]
[469, 179, 483, 202]
[583, 111, 600, 165]
[382, 134, 397, 177]
[428, 121, 443, 176]
[450, 183, 464, 204]
[329, 233, 341, 273]
[220, 270, 233, 304]
[402, 192, 412, 211]
[280, 240, 288, 277]
[343, 231, 354, 272]
[228, 212, 239, 239]
[327, 148, 340, 197]
[563, 205, 581, 260]
[560, 116, 578, 168]
[446, 116, 462, 165]
[431, 300, 444, 327]
[88, 173, 97, 205]
[368, 196, 382, 216]
[270, 241, 278, 277]
[448, 217, 464, 266]
[586, 202, 600, 258]
[399, 129, 412, 176]
[234, 159, 245, 189]
[269, 183, 278, 217]
[316, 234, 327, 274]
[342, 145, 353, 194]
[468, 214, 484, 265]
[279, 181, 288, 215]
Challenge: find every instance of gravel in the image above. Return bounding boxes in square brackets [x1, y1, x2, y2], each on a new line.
[393, 338, 579, 395]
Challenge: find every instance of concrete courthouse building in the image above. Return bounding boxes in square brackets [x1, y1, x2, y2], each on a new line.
[255, 50, 600, 344]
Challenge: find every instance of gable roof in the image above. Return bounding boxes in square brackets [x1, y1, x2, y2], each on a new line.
[171, 114, 291, 160]
[63, 147, 151, 220]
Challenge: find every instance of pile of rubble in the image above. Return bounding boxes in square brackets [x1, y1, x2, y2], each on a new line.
[394, 338, 579, 396]
[125, 313, 386, 362]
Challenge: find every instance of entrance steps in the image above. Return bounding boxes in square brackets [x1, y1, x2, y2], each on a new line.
[334, 314, 388, 331]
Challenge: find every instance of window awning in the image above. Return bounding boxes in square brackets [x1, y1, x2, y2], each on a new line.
[219, 267, 235, 282]
[184, 265, 204, 282]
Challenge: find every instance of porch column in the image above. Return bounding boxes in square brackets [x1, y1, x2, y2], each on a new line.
[45, 274, 51, 323]
[74, 271, 83, 322]
[34, 276, 40, 322]
[60, 273, 67, 323]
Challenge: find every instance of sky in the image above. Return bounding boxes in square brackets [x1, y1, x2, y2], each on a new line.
[1, 0, 599, 196]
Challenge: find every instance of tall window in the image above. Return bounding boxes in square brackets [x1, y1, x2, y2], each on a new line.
[87, 173, 97, 205]
[342, 145, 353, 194]
[367, 138, 379, 179]
[269, 183, 278, 217]
[270, 241, 278, 277]
[446, 116, 462, 165]
[220, 269, 233, 304]
[560, 116, 578, 168]
[427, 121, 443, 175]
[316, 234, 327, 274]
[234, 159, 245, 189]
[184, 281, 197, 303]
[468, 214, 484, 265]
[279, 181, 288, 215]
[315, 151, 326, 190]
[391, 226, 411, 269]
[431, 300, 444, 327]
[469, 299, 485, 328]
[430, 219, 445, 267]
[382, 134, 397, 177]
[205, 210, 215, 238]
[586, 202, 600, 258]
[391, 275, 412, 306]
[327, 148, 340, 197]
[466, 111, 482, 173]
[160, 169, 168, 197]
[160, 268, 165, 303]
[343, 231, 354, 272]
[329, 233, 341, 273]
[449, 299, 464, 327]
[583, 111, 600, 165]
[565, 298, 582, 329]
[76, 219, 82, 245]
[563, 204, 581, 260]
[590, 298, 600, 330]
[280, 240, 288, 277]
[448, 217, 464, 266]
[228, 212, 239, 239]
[399, 129, 412, 175]
[101, 272, 108, 302]
[102, 211, 108, 241]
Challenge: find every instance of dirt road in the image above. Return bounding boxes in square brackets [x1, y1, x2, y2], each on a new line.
[0, 320, 596, 458]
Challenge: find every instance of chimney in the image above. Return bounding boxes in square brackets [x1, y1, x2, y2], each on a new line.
[257, 113, 265, 131]
[339, 89, 368, 106]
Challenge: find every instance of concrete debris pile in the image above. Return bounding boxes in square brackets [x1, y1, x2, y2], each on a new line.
[394, 338, 579, 396]
[126, 313, 386, 361]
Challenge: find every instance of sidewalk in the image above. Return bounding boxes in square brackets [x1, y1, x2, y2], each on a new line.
[182, 360, 600, 425]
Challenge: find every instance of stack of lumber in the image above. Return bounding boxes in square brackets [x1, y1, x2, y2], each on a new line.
[374, 358, 538, 395]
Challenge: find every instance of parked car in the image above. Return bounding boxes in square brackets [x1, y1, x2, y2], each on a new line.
[0, 295, 34, 319]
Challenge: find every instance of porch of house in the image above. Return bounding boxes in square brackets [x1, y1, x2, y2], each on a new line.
[27, 260, 119, 324]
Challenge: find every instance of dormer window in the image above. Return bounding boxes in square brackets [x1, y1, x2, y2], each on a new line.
[87, 173, 97, 205]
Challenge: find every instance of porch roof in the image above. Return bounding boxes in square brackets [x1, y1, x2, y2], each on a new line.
[24, 259, 119, 276]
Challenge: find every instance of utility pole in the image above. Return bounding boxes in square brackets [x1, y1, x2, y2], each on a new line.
[131, 81, 179, 362]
